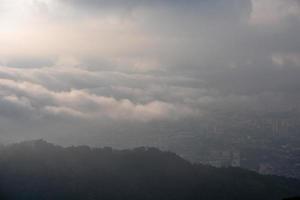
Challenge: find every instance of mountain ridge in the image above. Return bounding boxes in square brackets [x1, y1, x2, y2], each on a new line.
[0, 140, 299, 200]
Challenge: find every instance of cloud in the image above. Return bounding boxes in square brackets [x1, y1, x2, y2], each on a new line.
[250, 0, 300, 25]
[0, 0, 299, 145]
[0, 65, 197, 122]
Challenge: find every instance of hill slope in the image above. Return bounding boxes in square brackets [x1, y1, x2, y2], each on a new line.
[0, 140, 299, 200]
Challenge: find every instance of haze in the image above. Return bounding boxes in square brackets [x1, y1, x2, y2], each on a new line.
[0, 0, 299, 152]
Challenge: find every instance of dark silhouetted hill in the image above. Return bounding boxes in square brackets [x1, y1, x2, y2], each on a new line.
[0, 140, 299, 200]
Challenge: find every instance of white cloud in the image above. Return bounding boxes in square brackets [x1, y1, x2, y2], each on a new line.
[272, 53, 300, 67]
[250, 0, 300, 25]
[2, 95, 33, 110]
[0, 66, 197, 122]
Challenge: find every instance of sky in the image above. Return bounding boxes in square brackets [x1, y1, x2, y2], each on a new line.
[0, 0, 300, 146]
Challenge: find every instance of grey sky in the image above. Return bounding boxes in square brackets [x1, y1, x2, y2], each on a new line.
[0, 0, 299, 145]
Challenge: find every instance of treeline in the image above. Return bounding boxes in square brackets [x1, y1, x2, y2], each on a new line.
[0, 140, 299, 200]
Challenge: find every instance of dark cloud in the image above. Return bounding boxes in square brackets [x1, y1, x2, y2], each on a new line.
[62, 0, 252, 23]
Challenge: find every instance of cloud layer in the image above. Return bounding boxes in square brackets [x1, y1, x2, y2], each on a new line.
[0, 0, 299, 145]
[0, 65, 196, 122]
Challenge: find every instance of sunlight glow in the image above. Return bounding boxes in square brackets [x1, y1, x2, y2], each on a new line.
[0, 0, 51, 32]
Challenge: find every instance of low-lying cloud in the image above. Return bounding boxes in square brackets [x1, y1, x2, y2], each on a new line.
[0, 65, 197, 122]
[0, 0, 299, 145]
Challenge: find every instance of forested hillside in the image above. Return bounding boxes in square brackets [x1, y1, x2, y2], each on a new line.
[0, 140, 299, 200]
